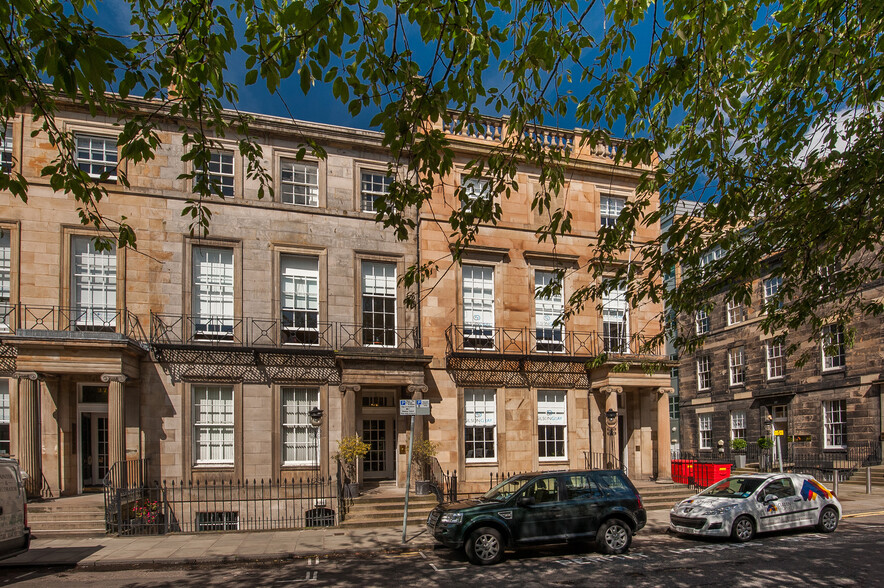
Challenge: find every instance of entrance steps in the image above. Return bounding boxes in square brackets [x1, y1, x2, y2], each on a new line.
[340, 481, 439, 528]
[842, 464, 884, 486]
[28, 494, 106, 537]
[632, 481, 695, 511]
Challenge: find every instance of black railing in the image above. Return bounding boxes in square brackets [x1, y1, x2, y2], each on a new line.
[151, 313, 422, 351]
[11, 305, 147, 342]
[584, 451, 622, 470]
[427, 457, 458, 503]
[445, 325, 664, 357]
[105, 476, 341, 535]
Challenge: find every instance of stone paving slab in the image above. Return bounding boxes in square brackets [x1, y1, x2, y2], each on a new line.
[0, 485, 880, 570]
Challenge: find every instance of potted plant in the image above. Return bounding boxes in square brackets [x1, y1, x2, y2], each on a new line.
[336, 435, 370, 498]
[411, 438, 438, 495]
[731, 438, 748, 468]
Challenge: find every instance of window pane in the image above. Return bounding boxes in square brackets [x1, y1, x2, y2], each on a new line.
[463, 265, 494, 349]
[280, 160, 319, 206]
[281, 387, 320, 464]
[76, 135, 118, 181]
[361, 261, 397, 346]
[361, 171, 391, 212]
[535, 271, 564, 351]
[71, 236, 117, 328]
[193, 246, 234, 335]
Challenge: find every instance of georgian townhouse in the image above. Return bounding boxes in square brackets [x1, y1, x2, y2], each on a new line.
[0, 101, 427, 496]
[419, 118, 674, 492]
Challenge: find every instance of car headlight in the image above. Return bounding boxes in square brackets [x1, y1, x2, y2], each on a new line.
[708, 504, 740, 515]
[440, 512, 463, 524]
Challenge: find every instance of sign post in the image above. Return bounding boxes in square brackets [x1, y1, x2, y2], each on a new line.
[400, 399, 430, 543]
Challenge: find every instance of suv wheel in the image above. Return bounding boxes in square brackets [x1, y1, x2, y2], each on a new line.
[465, 527, 504, 565]
[596, 519, 632, 555]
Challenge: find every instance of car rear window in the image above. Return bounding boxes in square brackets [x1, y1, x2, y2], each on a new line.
[563, 474, 600, 499]
[593, 472, 631, 493]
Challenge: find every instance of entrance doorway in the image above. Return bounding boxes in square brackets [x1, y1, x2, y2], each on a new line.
[771, 405, 789, 459]
[80, 412, 108, 489]
[361, 417, 395, 479]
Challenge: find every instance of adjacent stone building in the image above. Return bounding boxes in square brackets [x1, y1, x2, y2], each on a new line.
[0, 101, 673, 497]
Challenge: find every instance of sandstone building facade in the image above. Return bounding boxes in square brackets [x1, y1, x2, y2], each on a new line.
[0, 102, 672, 497]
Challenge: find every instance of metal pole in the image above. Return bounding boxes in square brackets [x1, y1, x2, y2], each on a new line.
[775, 435, 783, 473]
[867, 466, 872, 494]
[402, 414, 415, 544]
[833, 469, 839, 496]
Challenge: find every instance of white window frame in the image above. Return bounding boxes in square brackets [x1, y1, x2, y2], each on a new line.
[193, 385, 234, 465]
[196, 150, 235, 198]
[535, 270, 564, 352]
[537, 390, 567, 460]
[465, 388, 497, 463]
[699, 414, 712, 450]
[461, 177, 490, 207]
[822, 324, 845, 371]
[360, 171, 391, 212]
[192, 246, 234, 337]
[766, 341, 785, 379]
[728, 347, 746, 386]
[71, 235, 117, 329]
[599, 195, 625, 228]
[763, 276, 782, 307]
[462, 265, 495, 350]
[726, 300, 746, 326]
[695, 308, 709, 335]
[697, 356, 712, 391]
[76, 134, 118, 181]
[361, 261, 397, 347]
[602, 281, 630, 353]
[280, 160, 319, 206]
[823, 399, 847, 449]
[281, 387, 321, 466]
[0, 232, 11, 332]
[0, 125, 12, 173]
[730, 411, 746, 441]
[280, 255, 319, 345]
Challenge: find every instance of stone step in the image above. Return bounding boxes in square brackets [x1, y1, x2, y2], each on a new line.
[28, 511, 106, 522]
[348, 503, 437, 515]
[349, 495, 439, 506]
[30, 529, 107, 538]
[340, 516, 429, 528]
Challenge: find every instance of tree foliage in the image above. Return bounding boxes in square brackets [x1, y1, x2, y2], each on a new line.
[1, 0, 882, 356]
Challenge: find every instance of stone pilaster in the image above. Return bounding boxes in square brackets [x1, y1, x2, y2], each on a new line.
[15, 372, 41, 497]
[600, 386, 622, 469]
[339, 384, 360, 440]
[102, 374, 128, 487]
[656, 387, 674, 483]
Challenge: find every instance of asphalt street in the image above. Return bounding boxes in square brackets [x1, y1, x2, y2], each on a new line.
[2, 513, 882, 587]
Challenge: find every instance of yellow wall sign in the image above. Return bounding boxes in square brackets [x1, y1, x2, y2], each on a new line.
[774, 430, 784, 436]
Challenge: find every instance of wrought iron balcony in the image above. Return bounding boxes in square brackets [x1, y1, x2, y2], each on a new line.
[150, 313, 421, 352]
[445, 325, 664, 359]
[3, 304, 147, 342]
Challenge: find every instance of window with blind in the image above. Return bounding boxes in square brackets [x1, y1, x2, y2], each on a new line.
[193, 385, 234, 465]
[192, 246, 234, 338]
[281, 255, 319, 345]
[71, 235, 116, 329]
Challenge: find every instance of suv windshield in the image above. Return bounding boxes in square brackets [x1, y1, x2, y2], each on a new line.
[700, 476, 765, 498]
[481, 475, 534, 502]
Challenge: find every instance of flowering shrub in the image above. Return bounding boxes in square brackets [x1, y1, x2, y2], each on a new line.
[132, 499, 161, 524]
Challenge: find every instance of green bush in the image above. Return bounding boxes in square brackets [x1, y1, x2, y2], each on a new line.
[731, 438, 748, 452]
[757, 436, 774, 450]
[336, 435, 370, 482]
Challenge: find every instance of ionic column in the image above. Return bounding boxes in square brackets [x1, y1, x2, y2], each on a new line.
[15, 372, 41, 497]
[656, 387, 674, 483]
[600, 386, 622, 469]
[339, 384, 360, 440]
[102, 374, 128, 487]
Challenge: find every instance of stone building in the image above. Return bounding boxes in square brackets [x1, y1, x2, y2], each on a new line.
[419, 118, 673, 492]
[0, 100, 428, 496]
[677, 254, 884, 464]
[0, 101, 673, 498]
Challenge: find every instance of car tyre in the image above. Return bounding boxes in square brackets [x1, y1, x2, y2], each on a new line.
[465, 527, 504, 565]
[731, 515, 755, 542]
[817, 506, 838, 533]
[596, 519, 632, 555]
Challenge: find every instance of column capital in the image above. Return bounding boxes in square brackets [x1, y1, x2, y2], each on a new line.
[657, 387, 674, 397]
[101, 374, 129, 384]
[339, 384, 361, 396]
[599, 385, 623, 396]
[13, 371, 40, 382]
[406, 384, 428, 398]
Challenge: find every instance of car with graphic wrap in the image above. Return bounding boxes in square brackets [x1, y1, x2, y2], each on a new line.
[669, 472, 841, 542]
[426, 470, 646, 565]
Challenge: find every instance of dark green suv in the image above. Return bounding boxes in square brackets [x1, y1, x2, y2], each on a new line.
[427, 470, 646, 565]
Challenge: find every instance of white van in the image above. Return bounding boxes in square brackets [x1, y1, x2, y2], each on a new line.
[0, 458, 30, 561]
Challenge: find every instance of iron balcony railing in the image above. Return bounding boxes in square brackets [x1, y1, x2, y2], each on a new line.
[445, 325, 664, 358]
[150, 313, 422, 351]
[7, 304, 147, 342]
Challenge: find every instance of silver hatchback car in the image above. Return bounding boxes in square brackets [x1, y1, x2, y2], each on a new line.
[670, 472, 841, 542]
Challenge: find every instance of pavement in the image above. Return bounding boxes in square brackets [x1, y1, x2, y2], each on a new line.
[2, 482, 882, 570]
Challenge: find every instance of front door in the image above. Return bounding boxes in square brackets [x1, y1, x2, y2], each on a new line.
[771, 405, 789, 460]
[81, 412, 108, 488]
[362, 418, 395, 479]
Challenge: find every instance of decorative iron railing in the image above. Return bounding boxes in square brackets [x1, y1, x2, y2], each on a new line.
[9, 305, 147, 342]
[445, 325, 664, 358]
[427, 457, 458, 503]
[338, 324, 421, 351]
[584, 451, 621, 471]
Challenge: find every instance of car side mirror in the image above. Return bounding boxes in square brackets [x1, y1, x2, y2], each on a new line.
[763, 494, 778, 503]
[518, 496, 536, 507]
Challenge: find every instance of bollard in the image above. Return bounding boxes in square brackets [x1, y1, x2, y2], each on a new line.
[868, 466, 873, 494]
[833, 469, 839, 496]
